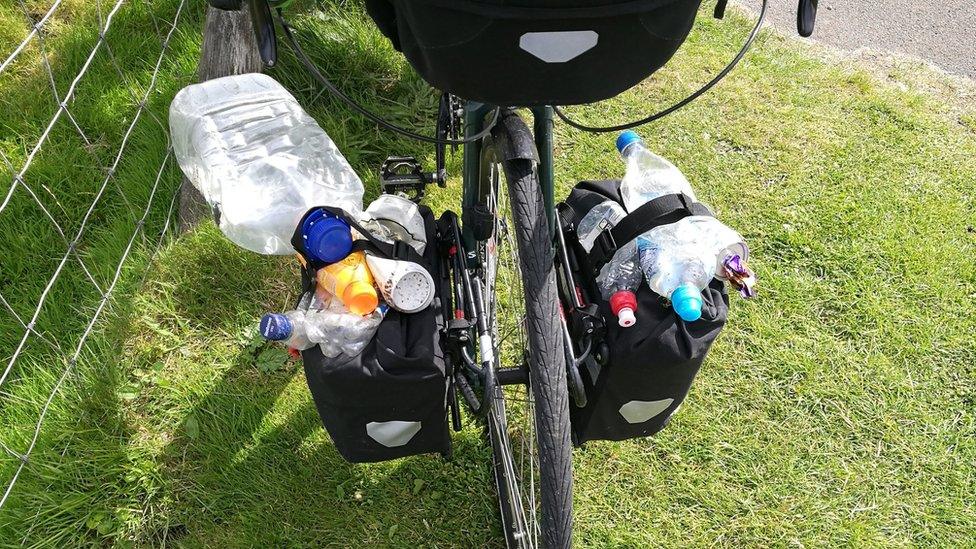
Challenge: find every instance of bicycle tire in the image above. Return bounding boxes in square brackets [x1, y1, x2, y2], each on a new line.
[477, 110, 574, 548]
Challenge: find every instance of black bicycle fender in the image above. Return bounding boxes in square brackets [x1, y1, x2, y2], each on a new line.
[492, 110, 540, 164]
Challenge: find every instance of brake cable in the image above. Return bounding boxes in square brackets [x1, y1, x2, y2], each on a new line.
[276, 9, 500, 146]
[553, 0, 769, 133]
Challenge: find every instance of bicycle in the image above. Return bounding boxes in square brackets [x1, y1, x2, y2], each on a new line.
[205, 0, 819, 546]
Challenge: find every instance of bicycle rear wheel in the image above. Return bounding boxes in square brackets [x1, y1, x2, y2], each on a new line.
[475, 110, 573, 548]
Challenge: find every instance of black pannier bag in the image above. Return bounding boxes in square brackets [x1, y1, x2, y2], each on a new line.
[292, 205, 452, 463]
[365, 0, 704, 106]
[558, 180, 728, 444]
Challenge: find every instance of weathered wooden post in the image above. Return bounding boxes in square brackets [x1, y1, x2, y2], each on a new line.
[178, 4, 263, 232]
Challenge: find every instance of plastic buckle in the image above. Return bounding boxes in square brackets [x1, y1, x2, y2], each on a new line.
[591, 229, 617, 274]
[392, 240, 412, 260]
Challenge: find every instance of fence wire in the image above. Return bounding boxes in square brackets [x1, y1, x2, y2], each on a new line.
[0, 0, 187, 509]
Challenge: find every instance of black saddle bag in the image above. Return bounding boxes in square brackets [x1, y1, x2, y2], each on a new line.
[292, 205, 452, 463]
[365, 0, 704, 106]
[558, 180, 728, 444]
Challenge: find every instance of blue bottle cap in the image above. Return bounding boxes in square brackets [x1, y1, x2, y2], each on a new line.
[670, 285, 703, 322]
[616, 130, 642, 154]
[259, 313, 292, 341]
[302, 209, 353, 264]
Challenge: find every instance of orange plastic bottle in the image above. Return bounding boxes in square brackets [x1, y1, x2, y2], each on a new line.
[316, 251, 378, 316]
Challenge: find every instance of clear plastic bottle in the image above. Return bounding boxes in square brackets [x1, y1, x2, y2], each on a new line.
[307, 305, 387, 358]
[637, 216, 754, 322]
[362, 194, 428, 254]
[679, 216, 749, 280]
[637, 232, 712, 322]
[575, 200, 641, 327]
[260, 304, 386, 357]
[259, 310, 316, 350]
[616, 131, 697, 213]
[169, 73, 364, 255]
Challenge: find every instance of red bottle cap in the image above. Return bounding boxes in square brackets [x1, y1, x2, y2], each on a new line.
[609, 291, 638, 328]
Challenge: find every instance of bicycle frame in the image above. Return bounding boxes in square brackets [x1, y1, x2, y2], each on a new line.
[452, 103, 596, 414]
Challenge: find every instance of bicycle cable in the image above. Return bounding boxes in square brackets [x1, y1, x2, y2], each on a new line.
[552, 0, 769, 133]
[276, 9, 500, 146]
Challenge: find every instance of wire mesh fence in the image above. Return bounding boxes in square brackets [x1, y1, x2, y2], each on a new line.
[0, 0, 189, 510]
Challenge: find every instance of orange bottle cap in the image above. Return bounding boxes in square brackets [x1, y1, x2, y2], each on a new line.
[343, 281, 378, 316]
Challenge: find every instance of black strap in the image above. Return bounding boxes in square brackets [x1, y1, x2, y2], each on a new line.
[714, 0, 728, 19]
[558, 190, 609, 231]
[587, 194, 712, 272]
[291, 206, 429, 269]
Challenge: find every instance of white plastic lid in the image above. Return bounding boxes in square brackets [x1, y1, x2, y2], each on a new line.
[617, 307, 637, 328]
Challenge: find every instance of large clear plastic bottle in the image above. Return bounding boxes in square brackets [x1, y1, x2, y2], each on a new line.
[616, 131, 697, 213]
[169, 73, 365, 255]
[575, 200, 641, 327]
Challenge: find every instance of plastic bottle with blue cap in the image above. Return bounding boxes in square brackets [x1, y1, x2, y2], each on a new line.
[260, 303, 387, 356]
[616, 130, 697, 213]
[259, 310, 317, 350]
[169, 73, 364, 255]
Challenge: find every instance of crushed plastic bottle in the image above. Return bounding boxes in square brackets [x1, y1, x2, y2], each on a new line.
[616, 131, 697, 213]
[169, 73, 364, 255]
[575, 200, 640, 327]
[297, 285, 333, 313]
[637, 232, 712, 322]
[361, 194, 428, 254]
[259, 310, 317, 351]
[260, 305, 386, 357]
[307, 305, 387, 358]
[637, 216, 754, 322]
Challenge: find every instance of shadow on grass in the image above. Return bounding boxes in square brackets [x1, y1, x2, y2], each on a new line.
[124, 227, 498, 547]
[157, 358, 498, 547]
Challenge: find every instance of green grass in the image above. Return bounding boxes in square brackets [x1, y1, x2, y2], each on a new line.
[2, 1, 975, 546]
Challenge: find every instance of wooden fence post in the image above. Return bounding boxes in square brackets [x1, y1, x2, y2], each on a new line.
[178, 5, 263, 233]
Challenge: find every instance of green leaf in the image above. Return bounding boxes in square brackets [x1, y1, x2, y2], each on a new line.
[184, 415, 200, 440]
[412, 478, 424, 495]
[96, 516, 116, 535]
[388, 524, 398, 538]
[256, 346, 288, 374]
[86, 513, 105, 531]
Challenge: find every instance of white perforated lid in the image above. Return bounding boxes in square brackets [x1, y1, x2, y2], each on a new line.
[365, 254, 434, 313]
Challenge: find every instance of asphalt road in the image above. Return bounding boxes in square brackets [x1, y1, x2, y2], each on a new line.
[743, 0, 976, 79]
